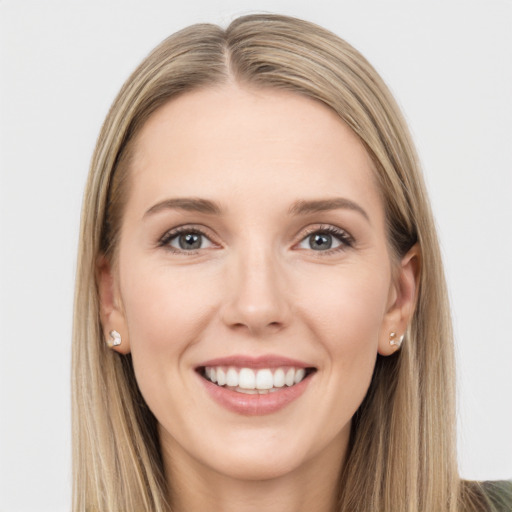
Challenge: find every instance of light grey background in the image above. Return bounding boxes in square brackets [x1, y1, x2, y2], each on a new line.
[0, 1, 511, 510]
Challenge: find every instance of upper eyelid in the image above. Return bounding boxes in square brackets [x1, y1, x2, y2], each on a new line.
[299, 224, 347, 235]
[160, 224, 215, 239]
[158, 225, 220, 250]
[296, 224, 353, 242]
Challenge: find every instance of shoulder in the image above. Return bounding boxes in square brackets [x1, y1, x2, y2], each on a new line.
[480, 480, 512, 511]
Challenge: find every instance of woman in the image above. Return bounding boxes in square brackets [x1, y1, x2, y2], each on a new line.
[72, 13, 512, 512]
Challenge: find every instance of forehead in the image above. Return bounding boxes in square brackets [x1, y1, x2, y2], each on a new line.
[127, 84, 383, 221]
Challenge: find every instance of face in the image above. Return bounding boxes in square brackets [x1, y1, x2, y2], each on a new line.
[100, 85, 417, 485]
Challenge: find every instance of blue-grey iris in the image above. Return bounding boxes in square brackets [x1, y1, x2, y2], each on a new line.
[179, 233, 202, 250]
[310, 233, 332, 250]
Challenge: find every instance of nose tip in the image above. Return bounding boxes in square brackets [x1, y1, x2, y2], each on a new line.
[220, 254, 290, 336]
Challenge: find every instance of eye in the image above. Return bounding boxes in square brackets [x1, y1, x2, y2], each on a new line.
[159, 227, 216, 253]
[296, 226, 353, 252]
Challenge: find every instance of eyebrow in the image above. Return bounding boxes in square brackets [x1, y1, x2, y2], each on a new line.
[144, 198, 222, 217]
[288, 198, 370, 222]
[143, 196, 370, 222]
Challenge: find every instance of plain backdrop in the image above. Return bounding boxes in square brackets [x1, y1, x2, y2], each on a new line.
[0, 1, 511, 510]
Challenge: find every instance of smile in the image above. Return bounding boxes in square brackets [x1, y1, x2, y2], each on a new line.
[201, 366, 314, 394]
[196, 356, 317, 415]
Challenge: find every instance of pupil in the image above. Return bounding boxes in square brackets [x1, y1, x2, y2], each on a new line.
[310, 233, 332, 250]
[179, 233, 201, 250]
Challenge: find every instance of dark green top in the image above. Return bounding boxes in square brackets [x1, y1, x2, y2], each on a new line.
[481, 481, 512, 511]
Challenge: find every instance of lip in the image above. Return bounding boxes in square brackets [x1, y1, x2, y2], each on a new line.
[197, 354, 313, 369]
[195, 354, 316, 416]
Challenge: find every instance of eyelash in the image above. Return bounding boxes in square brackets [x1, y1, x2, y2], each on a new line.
[157, 224, 354, 255]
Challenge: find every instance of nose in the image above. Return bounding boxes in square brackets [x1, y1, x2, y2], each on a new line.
[220, 245, 291, 337]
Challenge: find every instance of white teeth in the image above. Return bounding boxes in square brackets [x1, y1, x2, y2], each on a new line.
[226, 368, 238, 387]
[216, 368, 226, 386]
[256, 369, 273, 389]
[204, 365, 311, 391]
[239, 368, 256, 389]
[273, 368, 285, 388]
[294, 368, 306, 384]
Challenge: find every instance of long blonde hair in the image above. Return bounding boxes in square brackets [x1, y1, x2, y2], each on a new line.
[72, 14, 490, 511]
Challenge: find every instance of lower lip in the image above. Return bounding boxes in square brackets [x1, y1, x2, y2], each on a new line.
[198, 372, 314, 416]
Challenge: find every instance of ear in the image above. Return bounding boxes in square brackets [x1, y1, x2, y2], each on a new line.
[97, 255, 131, 354]
[378, 244, 420, 356]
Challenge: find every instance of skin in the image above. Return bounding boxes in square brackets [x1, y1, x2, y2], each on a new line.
[99, 84, 418, 512]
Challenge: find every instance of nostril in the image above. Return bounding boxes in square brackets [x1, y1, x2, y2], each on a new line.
[228, 320, 284, 336]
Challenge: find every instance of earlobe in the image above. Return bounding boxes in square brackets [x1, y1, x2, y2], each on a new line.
[378, 244, 420, 356]
[97, 255, 131, 354]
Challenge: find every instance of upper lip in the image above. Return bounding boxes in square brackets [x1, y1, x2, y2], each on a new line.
[196, 354, 315, 370]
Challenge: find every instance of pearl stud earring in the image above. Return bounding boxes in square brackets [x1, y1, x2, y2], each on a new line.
[107, 330, 122, 348]
[389, 332, 404, 348]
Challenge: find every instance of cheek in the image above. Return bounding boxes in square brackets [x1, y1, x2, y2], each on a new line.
[302, 261, 389, 334]
[296, 261, 390, 376]
[119, 258, 220, 387]
[123, 262, 220, 336]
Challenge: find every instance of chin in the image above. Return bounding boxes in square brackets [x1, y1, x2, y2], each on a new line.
[206, 449, 305, 482]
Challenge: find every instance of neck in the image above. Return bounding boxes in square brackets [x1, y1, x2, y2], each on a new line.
[162, 431, 348, 512]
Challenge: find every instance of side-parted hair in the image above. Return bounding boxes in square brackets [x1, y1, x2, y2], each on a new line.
[72, 14, 497, 511]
